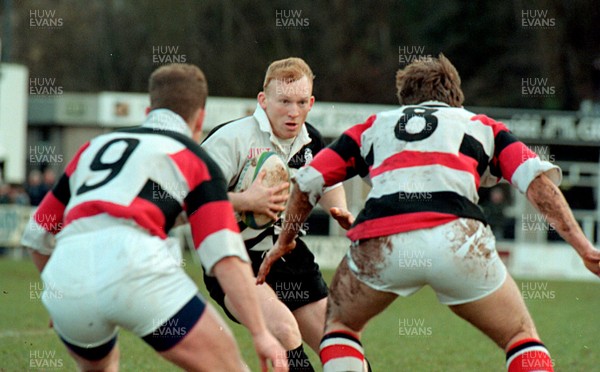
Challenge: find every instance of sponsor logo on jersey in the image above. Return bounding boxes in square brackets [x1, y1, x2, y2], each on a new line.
[303, 148, 313, 164]
[247, 147, 271, 160]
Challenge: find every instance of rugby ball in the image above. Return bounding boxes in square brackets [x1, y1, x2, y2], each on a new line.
[235, 151, 290, 229]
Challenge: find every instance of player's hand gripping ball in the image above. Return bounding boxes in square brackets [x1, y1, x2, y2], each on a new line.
[235, 151, 290, 229]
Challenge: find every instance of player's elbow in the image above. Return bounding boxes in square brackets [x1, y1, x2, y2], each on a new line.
[212, 255, 250, 277]
[525, 173, 554, 204]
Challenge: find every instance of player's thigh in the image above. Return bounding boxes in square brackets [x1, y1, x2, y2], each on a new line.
[42, 260, 121, 366]
[106, 235, 199, 338]
[327, 257, 397, 333]
[159, 304, 246, 372]
[292, 297, 327, 352]
[225, 282, 303, 349]
[449, 273, 538, 350]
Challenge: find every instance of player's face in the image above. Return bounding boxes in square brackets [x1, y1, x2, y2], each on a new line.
[258, 76, 315, 139]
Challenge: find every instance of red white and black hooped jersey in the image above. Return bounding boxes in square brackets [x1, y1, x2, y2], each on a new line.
[21, 109, 248, 274]
[295, 101, 562, 242]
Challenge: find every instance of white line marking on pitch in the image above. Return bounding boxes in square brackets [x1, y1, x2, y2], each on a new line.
[0, 329, 54, 338]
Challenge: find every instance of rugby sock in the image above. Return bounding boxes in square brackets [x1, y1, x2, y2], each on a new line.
[286, 344, 314, 372]
[506, 338, 553, 372]
[320, 331, 365, 372]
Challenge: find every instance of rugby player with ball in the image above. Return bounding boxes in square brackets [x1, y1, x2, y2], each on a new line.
[201, 57, 349, 371]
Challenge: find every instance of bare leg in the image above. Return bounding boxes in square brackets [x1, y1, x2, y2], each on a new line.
[292, 297, 327, 352]
[325, 257, 397, 334]
[225, 283, 303, 350]
[319, 258, 396, 371]
[449, 274, 538, 351]
[159, 304, 247, 372]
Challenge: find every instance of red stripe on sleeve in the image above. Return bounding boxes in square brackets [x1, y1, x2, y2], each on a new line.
[188, 200, 239, 250]
[498, 142, 536, 184]
[343, 115, 376, 146]
[320, 345, 364, 365]
[34, 192, 66, 235]
[65, 142, 91, 177]
[169, 149, 211, 190]
[309, 148, 351, 186]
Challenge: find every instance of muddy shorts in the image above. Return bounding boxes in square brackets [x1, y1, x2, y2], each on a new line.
[346, 218, 507, 305]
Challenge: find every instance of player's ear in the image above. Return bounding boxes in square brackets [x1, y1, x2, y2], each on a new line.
[192, 108, 205, 142]
[257, 91, 267, 110]
[308, 95, 315, 109]
[145, 107, 151, 115]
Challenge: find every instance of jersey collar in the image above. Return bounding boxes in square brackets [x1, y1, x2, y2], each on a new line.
[252, 104, 311, 151]
[418, 100, 450, 108]
[142, 109, 193, 138]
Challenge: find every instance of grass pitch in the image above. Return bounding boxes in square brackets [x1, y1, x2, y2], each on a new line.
[0, 252, 598, 371]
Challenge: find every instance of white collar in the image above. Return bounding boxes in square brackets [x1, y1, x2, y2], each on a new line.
[252, 104, 311, 150]
[418, 100, 450, 107]
[142, 109, 193, 138]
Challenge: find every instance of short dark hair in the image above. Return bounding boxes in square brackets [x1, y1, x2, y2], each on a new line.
[149, 64, 208, 121]
[395, 54, 464, 107]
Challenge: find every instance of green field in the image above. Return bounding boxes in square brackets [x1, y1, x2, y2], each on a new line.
[1, 253, 598, 371]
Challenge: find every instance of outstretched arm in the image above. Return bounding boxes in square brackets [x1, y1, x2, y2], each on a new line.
[256, 182, 313, 283]
[526, 173, 600, 276]
[317, 184, 355, 230]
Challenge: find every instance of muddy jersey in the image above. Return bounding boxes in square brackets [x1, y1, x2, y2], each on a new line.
[295, 101, 562, 241]
[21, 109, 248, 274]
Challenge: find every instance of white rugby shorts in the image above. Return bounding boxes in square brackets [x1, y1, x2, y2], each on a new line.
[347, 218, 507, 305]
[40, 221, 198, 348]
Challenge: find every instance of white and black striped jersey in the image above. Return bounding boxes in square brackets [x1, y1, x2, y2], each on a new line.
[295, 101, 562, 241]
[201, 104, 336, 251]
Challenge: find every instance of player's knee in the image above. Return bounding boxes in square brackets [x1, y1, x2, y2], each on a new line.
[270, 318, 303, 350]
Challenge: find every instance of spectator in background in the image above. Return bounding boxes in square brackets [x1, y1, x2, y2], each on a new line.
[9, 184, 30, 205]
[42, 168, 57, 190]
[25, 170, 48, 206]
[0, 183, 30, 205]
[481, 187, 508, 239]
[0, 183, 11, 204]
